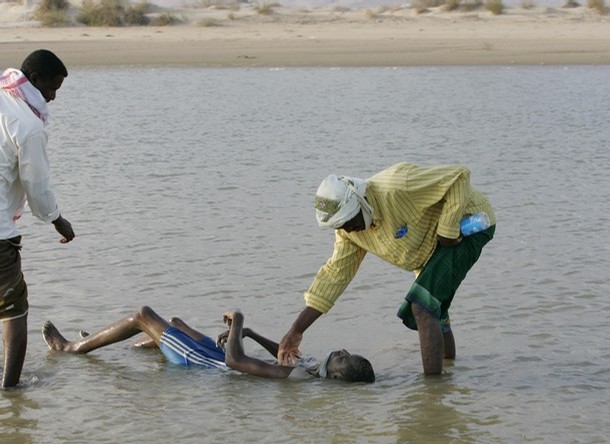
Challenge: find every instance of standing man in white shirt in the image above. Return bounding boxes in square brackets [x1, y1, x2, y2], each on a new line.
[0, 49, 75, 387]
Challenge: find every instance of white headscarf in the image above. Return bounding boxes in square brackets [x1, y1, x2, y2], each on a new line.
[0, 68, 49, 123]
[315, 174, 374, 230]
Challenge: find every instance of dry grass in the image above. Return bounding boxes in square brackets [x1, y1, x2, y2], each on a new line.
[34, 0, 70, 26]
[197, 16, 223, 25]
[587, 0, 606, 13]
[77, 0, 124, 26]
[151, 10, 182, 25]
[253, 1, 277, 15]
[485, 0, 504, 14]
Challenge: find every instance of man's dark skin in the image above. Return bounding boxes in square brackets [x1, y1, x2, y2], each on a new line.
[278, 210, 459, 375]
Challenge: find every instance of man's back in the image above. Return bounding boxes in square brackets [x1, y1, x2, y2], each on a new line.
[0, 89, 48, 239]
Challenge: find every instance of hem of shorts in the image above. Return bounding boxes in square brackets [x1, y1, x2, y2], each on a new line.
[0, 309, 28, 321]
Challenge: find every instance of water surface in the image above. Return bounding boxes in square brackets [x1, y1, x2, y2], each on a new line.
[1, 66, 609, 443]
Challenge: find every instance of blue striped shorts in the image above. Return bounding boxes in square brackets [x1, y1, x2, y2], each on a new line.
[159, 327, 226, 368]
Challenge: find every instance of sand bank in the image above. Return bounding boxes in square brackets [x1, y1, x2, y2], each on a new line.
[1, 3, 609, 67]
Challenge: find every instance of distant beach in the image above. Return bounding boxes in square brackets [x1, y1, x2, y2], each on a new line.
[1, 2, 609, 67]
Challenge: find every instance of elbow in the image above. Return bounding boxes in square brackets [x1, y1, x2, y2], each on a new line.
[224, 346, 243, 370]
[224, 348, 236, 367]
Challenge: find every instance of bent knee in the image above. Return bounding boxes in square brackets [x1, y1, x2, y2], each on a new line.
[133, 305, 155, 321]
[168, 317, 185, 327]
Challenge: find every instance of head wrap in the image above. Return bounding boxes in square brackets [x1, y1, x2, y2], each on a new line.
[315, 175, 374, 230]
[0, 68, 49, 123]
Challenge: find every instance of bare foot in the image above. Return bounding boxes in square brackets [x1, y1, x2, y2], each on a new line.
[133, 336, 157, 349]
[42, 321, 73, 352]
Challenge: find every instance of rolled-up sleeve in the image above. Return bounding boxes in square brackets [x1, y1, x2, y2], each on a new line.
[304, 233, 367, 314]
[18, 129, 60, 223]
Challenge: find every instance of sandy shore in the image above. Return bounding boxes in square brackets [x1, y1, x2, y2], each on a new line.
[1, 2, 609, 67]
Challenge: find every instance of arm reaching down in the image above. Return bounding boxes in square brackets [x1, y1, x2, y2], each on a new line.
[278, 306, 323, 366]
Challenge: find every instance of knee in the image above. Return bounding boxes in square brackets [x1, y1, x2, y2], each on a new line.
[411, 303, 441, 331]
[134, 306, 155, 322]
[411, 303, 429, 321]
[168, 317, 184, 327]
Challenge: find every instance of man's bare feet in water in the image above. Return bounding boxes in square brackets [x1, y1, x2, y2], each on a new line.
[42, 321, 75, 352]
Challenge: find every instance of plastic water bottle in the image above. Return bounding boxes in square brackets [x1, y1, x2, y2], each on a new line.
[460, 212, 491, 236]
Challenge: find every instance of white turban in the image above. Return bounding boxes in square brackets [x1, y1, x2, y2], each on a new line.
[314, 175, 374, 230]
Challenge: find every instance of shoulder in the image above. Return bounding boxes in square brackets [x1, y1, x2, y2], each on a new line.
[288, 356, 321, 380]
[1, 93, 45, 137]
[368, 162, 415, 185]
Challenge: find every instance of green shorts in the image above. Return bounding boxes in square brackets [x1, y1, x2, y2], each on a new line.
[397, 225, 495, 332]
[0, 236, 29, 321]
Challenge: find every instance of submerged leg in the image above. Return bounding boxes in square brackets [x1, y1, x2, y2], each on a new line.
[443, 330, 456, 359]
[2, 315, 28, 388]
[412, 303, 444, 375]
[42, 306, 170, 353]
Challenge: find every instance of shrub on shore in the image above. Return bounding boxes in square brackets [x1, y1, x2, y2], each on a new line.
[77, 0, 124, 26]
[34, 0, 71, 26]
[587, 0, 606, 13]
[485, 0, 504, 14]
[151, 11, 182, 25]
[253, 1, 277, 15]
[124, 1, 152, 25]
[76, 0, 164, 25]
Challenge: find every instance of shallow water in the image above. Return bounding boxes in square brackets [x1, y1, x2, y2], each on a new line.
[1, 65, 609, 443]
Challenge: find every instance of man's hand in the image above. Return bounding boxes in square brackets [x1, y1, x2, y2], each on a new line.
[52, 215, 75, 244]
[278, 329, 302, 367]
[277, 306, 323, 366]
[437, 235, 462, 247]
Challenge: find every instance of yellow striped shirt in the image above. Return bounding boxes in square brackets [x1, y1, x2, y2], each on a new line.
[304, 162, 495, 314]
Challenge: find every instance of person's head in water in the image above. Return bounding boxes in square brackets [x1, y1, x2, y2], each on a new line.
[320, 349, 375, 383]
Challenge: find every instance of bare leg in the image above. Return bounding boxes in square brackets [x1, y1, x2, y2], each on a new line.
[79, 329, 157, 349]
[2, 315, 27, 388]
[168, 317, 206, 341]
[132, 316, 205, 348]
[443, 330, 456, 359]
[412, 304, 443, 375]
[42, 306, 170, 353]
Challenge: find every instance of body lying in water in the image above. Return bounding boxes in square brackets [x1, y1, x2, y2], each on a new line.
[42, 306, 375, 383]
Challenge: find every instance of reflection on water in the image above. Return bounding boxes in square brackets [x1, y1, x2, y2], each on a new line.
[392, 378, 481, 444]
[0, 390, 38, 444]
[1, 65, 609, 443]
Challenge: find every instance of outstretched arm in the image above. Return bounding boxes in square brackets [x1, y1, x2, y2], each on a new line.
[223, 311, 294, 379]
[277, 306, 323, 366]
[245, 329, 280, 358]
